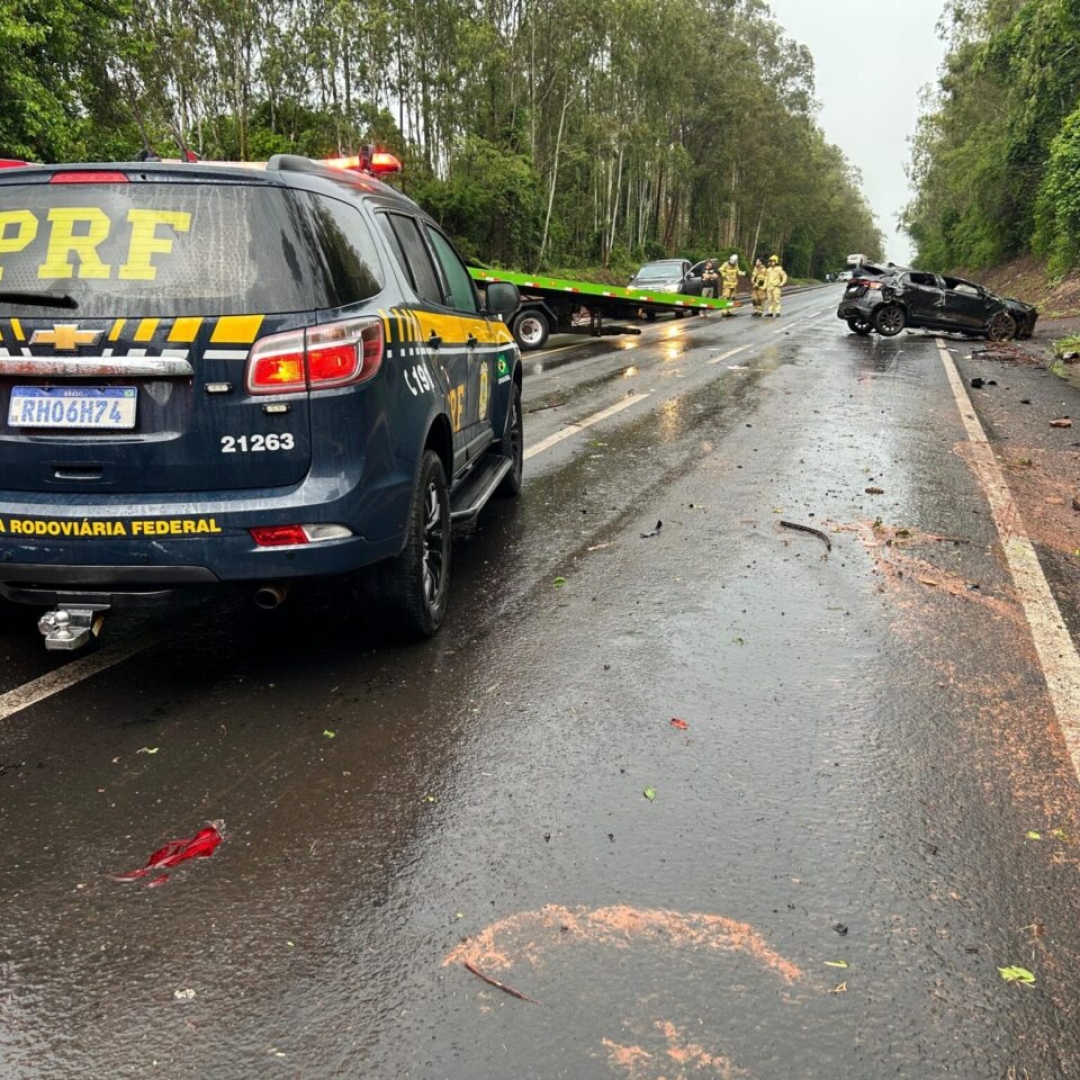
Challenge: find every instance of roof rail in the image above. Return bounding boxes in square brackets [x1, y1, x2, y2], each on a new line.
[266, 153, 323, 175]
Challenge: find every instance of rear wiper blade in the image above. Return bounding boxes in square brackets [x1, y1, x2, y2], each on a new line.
[0, 290, 78, 309]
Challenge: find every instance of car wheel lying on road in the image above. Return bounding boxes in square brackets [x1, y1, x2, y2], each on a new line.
[846, 317, 872, 336]
[873, 303, 906, 337]
[986, 310, 1017, 342]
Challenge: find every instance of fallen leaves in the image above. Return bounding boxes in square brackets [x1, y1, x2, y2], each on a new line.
[643, 787, 657, 801]
[998, 965, 1036, 986]
[669, 718, 688, 730]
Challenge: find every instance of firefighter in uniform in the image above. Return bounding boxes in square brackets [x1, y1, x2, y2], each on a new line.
[764, 254, 788, 318]
[750, 258, 767, 316]
[719, 253, 742, 316]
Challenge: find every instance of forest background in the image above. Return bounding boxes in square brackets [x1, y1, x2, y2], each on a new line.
[906, 0, 1080, 315]
[0, 0, 885, 281]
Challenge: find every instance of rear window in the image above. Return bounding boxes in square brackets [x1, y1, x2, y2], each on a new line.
[0, 181, 383, 317]
[636, 262, 683, 279]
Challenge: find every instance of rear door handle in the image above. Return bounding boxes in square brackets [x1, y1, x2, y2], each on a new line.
[466, 333, 479, 348]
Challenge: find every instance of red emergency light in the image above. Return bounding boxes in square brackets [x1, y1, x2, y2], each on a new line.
[323, 146, 402, 177]
[0, 159, 28, 169]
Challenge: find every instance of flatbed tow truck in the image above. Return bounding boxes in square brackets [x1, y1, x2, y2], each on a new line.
[469, 266, 731, 351]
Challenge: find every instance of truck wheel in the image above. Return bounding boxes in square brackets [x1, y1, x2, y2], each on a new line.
[378, 450, 451, 639]
[496, 381, 523, 498]
[511, 310, 550, 351]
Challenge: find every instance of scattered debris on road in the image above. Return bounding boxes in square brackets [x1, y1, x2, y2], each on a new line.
[463, 959, 540, 1004]
[780, 519, 832, 552]
[640, 520, 663, 538]
[998, 965, 1036, 986]
[114, 821, 224, 887]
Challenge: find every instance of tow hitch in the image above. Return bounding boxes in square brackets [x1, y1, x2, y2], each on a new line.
[37, 605, 108, 651]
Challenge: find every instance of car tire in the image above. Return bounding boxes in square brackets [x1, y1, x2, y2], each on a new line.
[873, 304, 905, 337]
[986, 311, 1017, 342]
[846, 317, 872, 336]
[496, 380, 523, 498]
[378, 450, 451, 639]
[511, 310, 550, 351]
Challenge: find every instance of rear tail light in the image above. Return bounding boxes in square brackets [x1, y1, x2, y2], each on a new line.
[250, 525, 309, 547]
[249, 523, 353, 547]
[246, 317, 383, 394]
[856, 279, 882, 290]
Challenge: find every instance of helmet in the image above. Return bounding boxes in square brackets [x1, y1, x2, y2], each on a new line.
[728, 254, 738, 265]
[769, 254, 779, 263]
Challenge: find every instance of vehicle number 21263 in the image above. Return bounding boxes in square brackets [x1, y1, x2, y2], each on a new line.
[220, 433, 296, 453]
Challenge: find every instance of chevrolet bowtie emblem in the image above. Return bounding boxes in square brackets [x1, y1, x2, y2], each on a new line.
[30, 324, 103, 351]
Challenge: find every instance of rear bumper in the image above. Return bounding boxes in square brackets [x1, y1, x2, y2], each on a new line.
[0, 468, 414, 592]
[837, 296, 880, 321]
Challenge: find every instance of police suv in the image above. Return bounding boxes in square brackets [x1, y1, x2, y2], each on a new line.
[0, 153, 523, 649]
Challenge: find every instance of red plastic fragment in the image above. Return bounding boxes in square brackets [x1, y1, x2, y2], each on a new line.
[670, 718, 689, 730]
[114, 822, 223, 886]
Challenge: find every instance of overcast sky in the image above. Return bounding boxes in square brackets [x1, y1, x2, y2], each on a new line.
[764, 0, 949, 265]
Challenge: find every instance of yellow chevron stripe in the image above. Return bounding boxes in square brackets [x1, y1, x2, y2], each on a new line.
[211, 315, 264, 344]
[168, 317, 203, 343]
[10, 318, 24, 341]
[134, 318, 160, 343]
[109, 318, 125, 342]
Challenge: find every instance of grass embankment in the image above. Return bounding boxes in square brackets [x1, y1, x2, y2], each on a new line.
[962, 254, 1080, 320]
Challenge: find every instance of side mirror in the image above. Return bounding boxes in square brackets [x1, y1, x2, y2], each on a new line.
[485, 281, 520, 319]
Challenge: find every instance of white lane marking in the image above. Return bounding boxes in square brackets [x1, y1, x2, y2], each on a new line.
[524, 392, 650, 460]
[937, 339, 1080, 780]
[0, 633, 155, 722]
[763, 305, 833, 335]
[707, 345, 751, 366]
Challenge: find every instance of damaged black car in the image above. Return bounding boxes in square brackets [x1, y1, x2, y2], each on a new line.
[837, 264, 1037, 341]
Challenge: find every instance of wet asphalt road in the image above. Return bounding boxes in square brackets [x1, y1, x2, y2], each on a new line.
[3, 289, 1080, 1079]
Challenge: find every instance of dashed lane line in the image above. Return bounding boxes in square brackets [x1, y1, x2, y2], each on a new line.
[523, 392, 650, 460]
[707, 345, 751, 365]
[937, 338, 1080, 782]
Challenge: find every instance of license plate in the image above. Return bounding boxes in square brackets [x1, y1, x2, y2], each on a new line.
[8, 386, 137, 430]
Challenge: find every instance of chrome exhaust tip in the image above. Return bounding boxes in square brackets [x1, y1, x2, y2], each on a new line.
[253, 582, 290, 610]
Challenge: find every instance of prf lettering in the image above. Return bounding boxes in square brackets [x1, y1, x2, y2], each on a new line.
[0, 207, 192, 283]
[448, 384, 465, 433]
